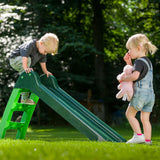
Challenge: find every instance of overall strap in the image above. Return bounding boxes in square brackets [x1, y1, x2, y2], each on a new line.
[135, 58, 153, 88]
[137, 58, 152, 70]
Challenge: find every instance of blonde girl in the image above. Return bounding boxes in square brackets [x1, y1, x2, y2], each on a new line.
[119, 33, 157, 144]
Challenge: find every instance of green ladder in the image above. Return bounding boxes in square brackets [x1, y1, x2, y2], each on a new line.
[0, 88, 39, 139]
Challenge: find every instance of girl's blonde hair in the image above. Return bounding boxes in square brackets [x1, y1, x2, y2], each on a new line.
[40, 33, 59, 55]
[126, 33, 157, 55]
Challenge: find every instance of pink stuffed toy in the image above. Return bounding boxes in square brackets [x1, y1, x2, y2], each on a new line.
[116, 65, 134, 101]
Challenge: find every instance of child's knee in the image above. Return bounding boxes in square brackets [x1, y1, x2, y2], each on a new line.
[140, 111, 150, 124]
[141, 116, 149, 125]
[125, 107, 137, 119]
[125, 110, 129, 119]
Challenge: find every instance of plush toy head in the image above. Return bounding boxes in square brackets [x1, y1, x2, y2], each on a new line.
[123, 65, 133, 75]
[117, 65, 133, 81]
[116, 65, 134, 101]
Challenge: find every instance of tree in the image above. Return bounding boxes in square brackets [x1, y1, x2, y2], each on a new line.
[1, 0, 160, 123]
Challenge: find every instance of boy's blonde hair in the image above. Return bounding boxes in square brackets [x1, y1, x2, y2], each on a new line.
[40, 33, 59, 55]
[126, 33, 157, 55]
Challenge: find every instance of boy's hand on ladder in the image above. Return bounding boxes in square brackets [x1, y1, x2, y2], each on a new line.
[24, 68, 33, 73]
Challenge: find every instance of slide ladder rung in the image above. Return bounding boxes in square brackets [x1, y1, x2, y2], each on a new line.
[5, 122, 25, 130]
[11, 103, 35, 112]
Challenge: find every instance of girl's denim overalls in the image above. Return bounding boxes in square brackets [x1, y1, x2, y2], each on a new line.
[129, 58, 155, 112]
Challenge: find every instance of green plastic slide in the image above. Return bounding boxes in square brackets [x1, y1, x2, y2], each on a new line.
[1, 71, 126, 142]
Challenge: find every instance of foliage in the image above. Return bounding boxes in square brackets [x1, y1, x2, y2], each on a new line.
[0, 0, 160, 123]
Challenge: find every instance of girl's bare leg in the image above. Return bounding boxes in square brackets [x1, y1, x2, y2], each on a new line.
[141, 111, 151, 140]
[126, 106, 142, 134]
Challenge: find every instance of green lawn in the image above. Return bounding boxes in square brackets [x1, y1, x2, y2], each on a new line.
[0, 125, 160, 160]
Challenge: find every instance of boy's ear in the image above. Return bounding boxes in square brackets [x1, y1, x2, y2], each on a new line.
[137, 45, 141, 51]
[40, 41, 43, 45]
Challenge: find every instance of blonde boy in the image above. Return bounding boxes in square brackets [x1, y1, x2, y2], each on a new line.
[9, 33, 59, 104]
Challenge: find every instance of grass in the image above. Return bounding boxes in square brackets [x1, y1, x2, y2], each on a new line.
[0, 125, 160, 160]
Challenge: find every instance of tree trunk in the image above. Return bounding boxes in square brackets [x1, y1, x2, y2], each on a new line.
[92, 0, 110, 122]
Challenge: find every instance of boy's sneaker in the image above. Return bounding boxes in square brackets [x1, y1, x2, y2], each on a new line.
[126, 133, 145, 144]
[21, 99, 35, 105]
[15, 115, 22, 122]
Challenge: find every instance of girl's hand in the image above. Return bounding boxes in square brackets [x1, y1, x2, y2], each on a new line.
[24, 68, 33, 73]
[124, 53, 132, 65]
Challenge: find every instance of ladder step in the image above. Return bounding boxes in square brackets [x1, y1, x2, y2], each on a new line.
[6, 121, 25, 130]
[11, 103, 35, 112]
[18, 88, 31, 93]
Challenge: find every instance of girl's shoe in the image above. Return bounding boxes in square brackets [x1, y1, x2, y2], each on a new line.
[145, 141, 152, 145]
[21, 99, 35, 105]
[126, 133, 145, 144]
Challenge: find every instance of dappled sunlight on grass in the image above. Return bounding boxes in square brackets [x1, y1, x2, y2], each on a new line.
[26, 126, 89, 141]
[27, 127, 34, 133]
[4, 124, 160, 143]
[5, 126, 89, 141]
